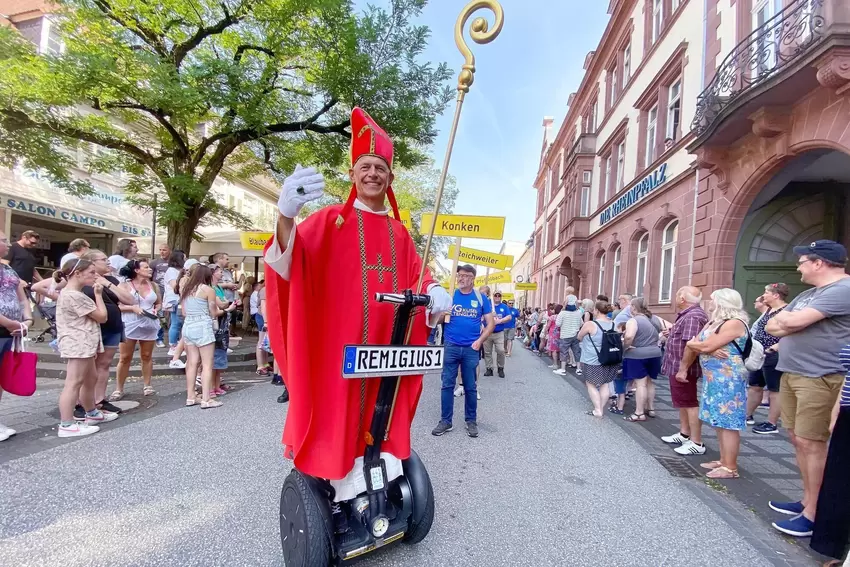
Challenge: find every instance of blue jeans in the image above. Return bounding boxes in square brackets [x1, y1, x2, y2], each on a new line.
[156, 321, 165, 343]
[168, 305, 184, 346]
[440, 343, 479, 424]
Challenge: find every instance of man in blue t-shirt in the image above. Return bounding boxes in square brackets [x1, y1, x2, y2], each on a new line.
[505, 299, 520, 357]
[432, 264, 494, 438]
[484, 291, 512, 377]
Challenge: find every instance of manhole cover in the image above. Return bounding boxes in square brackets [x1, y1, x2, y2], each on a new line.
[651, 454, 702, 478]
[112, 400, 140, 411]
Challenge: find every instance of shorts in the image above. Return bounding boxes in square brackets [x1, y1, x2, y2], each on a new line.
[213, 348, 228, 370]
[101, 330, 124, 348]
[780, 372, 843, 441]
[747, 351, 781, 392]
[668, 372, 700, 408]
[622, 357, 662, 381]
[254, 313, 265, 330]
[505, 328, 516, 341]
[183, 319, 215, 347]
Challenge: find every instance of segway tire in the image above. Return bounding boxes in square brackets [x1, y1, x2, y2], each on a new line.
[403, 475, 434, 544]
[280, 471, 331, 567]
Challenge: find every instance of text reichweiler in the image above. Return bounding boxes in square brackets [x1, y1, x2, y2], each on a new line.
[599, 163, 668, 226]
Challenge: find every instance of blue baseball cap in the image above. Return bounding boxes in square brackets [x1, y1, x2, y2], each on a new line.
[792, 240, 847, 263]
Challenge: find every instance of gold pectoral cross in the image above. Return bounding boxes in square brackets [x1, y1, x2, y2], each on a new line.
[364, 253, 395, 284]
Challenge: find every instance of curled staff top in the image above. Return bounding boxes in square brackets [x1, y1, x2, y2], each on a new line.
[455, 0, 504, 95]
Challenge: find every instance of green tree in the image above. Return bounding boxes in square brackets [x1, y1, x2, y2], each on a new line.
[0, 0, 452, 251]
[320, 157, 458, 260]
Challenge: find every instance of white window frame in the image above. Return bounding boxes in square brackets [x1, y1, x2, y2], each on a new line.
[598, 253, 607, 297]
[752, 0, 776, 75]
[672, 0, 681, 11]
[582, 171, 592, 184]
[604, 155, 612, 200]
[41, 16, 66, 55]
[667, 79, 681, 141]
[659, 220, 679, 303]
[616, 142, 626, 191]
[544, 166, 551, 203]
[623, 43, 632, 83]
[652, 0, 663, 43]
[636, 233, 649, 294]
[646, 105, 658, 165]
[609, 66, 618, 108]
[611, 246, 622, 300]
[590, 100, 598, 133]
[580, 186, 590, 216]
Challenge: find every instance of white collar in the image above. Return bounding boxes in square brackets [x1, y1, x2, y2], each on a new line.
[353, 198, 388, 216]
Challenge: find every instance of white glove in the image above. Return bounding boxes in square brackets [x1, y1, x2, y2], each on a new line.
[426, 284, 452, 327]
[278, 164, 325, 218]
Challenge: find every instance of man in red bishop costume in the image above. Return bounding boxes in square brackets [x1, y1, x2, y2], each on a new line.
[263, 107, 452, 501]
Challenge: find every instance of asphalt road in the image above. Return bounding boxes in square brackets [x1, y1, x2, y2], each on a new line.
[0, 347, 795, 567]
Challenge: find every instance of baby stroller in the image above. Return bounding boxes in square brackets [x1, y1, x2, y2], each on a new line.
[32, 299, 58, 343]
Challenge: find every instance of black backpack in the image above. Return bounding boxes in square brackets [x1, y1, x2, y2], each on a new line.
[590, 321, 624, 366]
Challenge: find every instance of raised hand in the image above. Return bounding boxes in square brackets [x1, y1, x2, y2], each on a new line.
[278, 164, 325, 218]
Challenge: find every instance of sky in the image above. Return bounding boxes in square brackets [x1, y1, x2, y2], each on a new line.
[375, 0, 611, 256]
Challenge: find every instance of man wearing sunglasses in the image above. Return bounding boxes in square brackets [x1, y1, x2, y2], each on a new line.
[766, 240, 850, 537]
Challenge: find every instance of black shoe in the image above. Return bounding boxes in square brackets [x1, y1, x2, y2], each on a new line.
[271, 374, 283, 386]
[497, 367, 505, 378]
[484, 368, 493, 377]
[466, 421, 478, 438]
[277, 388, 289, 403]
[98, 400, 123, 414]
[73, 404, 85, 421]
[431, 421, 453, 436]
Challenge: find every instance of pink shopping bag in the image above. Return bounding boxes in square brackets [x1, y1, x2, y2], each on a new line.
[0, 333, 37, 397]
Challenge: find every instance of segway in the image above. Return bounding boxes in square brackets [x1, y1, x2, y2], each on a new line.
[280, 290, 440, 566]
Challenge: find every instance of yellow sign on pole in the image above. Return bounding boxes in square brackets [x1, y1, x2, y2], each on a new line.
[515, 282, 538, 291]
[447, 245, 512, 270]
[420, 214, 505, 239]
[475, 270, 511, 286]
[397, 209, 412, 230]
[240, 231, 273, 250]
[500, 292, 515, 300]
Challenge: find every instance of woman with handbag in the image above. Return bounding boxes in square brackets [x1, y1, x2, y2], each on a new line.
[0, 231, 34, 442]
[111, 260, 161, 400]
[54, 256, 114, 437]
[678, 288, 750, 479]
[210, 265, 237, 397]
[180, 264, 222, 409]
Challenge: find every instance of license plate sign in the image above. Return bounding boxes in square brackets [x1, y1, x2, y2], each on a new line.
[342, 345, 444, 378]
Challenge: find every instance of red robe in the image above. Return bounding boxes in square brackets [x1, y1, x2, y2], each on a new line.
[264, 204, 435, 480]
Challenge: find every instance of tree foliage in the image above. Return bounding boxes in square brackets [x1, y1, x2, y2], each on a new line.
[0, 0, 453, 250]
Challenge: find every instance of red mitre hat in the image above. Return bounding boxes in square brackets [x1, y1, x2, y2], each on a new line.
[336, 107, 401, 228]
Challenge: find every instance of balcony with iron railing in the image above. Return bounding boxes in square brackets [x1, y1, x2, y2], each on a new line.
[689, 0, 850, 150]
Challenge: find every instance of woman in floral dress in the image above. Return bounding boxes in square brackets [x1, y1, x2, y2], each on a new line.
[677, 288, 749, 479]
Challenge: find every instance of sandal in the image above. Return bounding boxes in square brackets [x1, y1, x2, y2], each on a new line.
[646, 410, 657, 418]
[201, 399, 223, 409]
[256, 367, 271, 376]
[700, 460, 723, 470]
[624, 413, 646, 422]
[108, 390, 124, 402]
[585, 410, 603, 418]
[185, 398, 198, 407]
[143, 386, 156, 396]
[705, 466, 739, 479]
[608, 406, 624, 415]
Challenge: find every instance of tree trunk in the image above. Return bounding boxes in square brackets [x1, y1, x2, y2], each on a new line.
[166, 210, 201, 255]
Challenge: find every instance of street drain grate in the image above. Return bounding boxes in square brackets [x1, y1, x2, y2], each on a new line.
[651, 454, 702, 479]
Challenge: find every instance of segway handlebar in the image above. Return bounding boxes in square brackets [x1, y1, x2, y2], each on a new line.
[374, 291, 432, 308]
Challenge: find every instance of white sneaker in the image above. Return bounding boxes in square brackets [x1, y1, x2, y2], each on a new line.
[0, 422, 15, 439]
[0, 430, 8, 442]
[575, 368, 583, 376]
[547, 364, 557, 369]
[674, 440, 707, 455]
[167, 347, 176, 356]
[85, 411, 119, 425]
[58, 422, 100, 438]
[226, 348, 233, 354]
[454, 385, 463, 397]
[477, 392, 481, 400]
[661, 432, 690, 445]
[553, 369, 567, 375]
[169, 359, 186, 369]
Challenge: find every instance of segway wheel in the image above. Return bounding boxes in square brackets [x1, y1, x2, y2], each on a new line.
[403, 470, 435, 544]
[280, 471, 331, 567]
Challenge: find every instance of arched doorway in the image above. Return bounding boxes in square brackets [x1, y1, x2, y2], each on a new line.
[734, 150, 849, 316]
